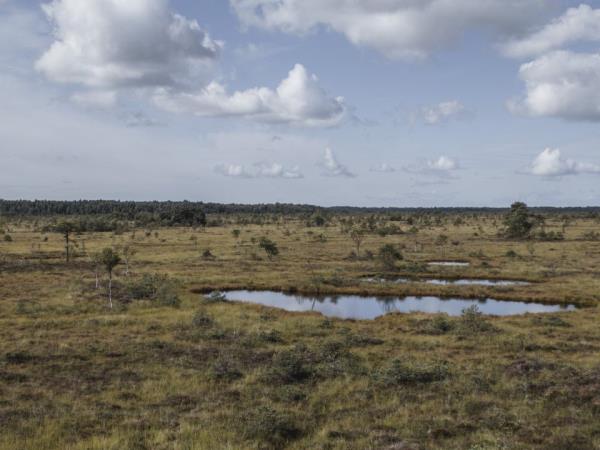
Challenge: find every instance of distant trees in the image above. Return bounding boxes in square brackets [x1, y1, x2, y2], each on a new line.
[100, 248, 121, 309]
[117, 244, 136, 277]
[349, 227, 366, 258]
[90, 252, 102, 289]
[503, 202, 534, 239]
[54, 220, 77, 262]
[435, 234, 449, 257]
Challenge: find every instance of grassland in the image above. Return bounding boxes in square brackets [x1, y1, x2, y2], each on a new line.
[1, 214, 600, 449]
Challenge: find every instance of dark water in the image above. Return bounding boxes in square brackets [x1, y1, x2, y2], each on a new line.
[223, 290, 576, 320]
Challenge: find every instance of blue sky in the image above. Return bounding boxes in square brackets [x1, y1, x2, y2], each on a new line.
[1, 0, 600, 206]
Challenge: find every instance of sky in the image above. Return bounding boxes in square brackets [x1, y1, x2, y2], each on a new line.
[1, 0, 600, 207]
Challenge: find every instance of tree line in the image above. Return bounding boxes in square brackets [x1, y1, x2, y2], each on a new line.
[2, 199, 600, 219]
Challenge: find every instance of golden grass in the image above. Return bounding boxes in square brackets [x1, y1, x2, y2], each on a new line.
[0, 215, 599, 449]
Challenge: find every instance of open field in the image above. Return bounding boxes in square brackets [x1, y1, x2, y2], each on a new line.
[1, 212, 600, 449]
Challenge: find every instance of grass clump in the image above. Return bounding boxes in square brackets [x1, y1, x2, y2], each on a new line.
[240, 405, 302, 446]
[371, 358, 450, 386]
[127, 273, 181, 307]
[459, 305, 496, 334]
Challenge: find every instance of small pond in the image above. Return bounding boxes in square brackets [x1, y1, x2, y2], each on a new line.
[428, 261, 470, 267]
[364, 277, 531, 286]
[222, 290, 576, 320]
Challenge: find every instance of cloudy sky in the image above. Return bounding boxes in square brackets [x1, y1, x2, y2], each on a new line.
[2, 0, 600, 206]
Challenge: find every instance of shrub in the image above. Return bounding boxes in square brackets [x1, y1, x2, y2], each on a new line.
[3, 234, 12, 242]
[423, 315, 455, 335]
[259, 237, 279, 259]
[378, 244, 403, 270]
[202, 249, 215, 260]
[127, 273, 180, 307]
[503, 202, 534, 239]
[460, 305, 494, 333]
[211, 358, 243, 382]
[267, 345, 314, 383]
[241, 406, 302, 445]
[192, 309, 214, 327]
[372, 359, 449, 386]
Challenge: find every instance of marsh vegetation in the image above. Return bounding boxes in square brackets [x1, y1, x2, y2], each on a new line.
[1, 201, 600, 449]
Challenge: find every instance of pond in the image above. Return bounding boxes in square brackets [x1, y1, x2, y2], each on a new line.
[222, 290, 576, 320]
[428, 261, 470, 267]
[364, 277, 531, 286]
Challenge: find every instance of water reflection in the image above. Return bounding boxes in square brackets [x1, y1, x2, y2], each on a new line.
[223, 290, 575, 320]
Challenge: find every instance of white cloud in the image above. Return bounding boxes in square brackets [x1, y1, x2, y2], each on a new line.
[214, 164, 253, 178]
[417, 100, 466, 125]
[510, 50, 600, 121]
[370, 163, 395, 173]
[255, 162, 304, 178]
[230, 0, 548, 60]
[427, 156, 459, 171]
[530, 148, 600, 177]
[154, 64, 346, 126]
[36, 0, 220, 89]
[503, 4, 600, 59]
[319, 147, 355, 178]
[214, 162, 303, 179]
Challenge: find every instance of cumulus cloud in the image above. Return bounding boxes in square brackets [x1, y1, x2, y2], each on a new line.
[370, 163, 395, 173]
[36, 0, 220, 89]
[154, 64, 346, 126]
[427, 156, 459, 171]
[530, 148, 600, 177]
[230, 0, 548, 60]
[416, 100, 466, 125]
[319, 147, 355, 178]
[509, 50, 600, 121]
[404, 156, 460, 179]
[214, 164, 253, 178]
[503, 4, 600, 58]
[214, 162, 303, 179]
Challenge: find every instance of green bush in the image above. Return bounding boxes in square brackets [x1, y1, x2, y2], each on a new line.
[423, 315, 455, 335]
[241, 406, 302, 445]
[377, 244, 403, 270]
[460, 305, 494, 333]
[127, 273, 180, 307]
[192, 309, 214, 328]
[372, 358, 449, 386]
[211, 358, 243, 382]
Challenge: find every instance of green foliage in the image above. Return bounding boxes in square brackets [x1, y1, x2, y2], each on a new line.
[535, 230, 564, 241]
[127, 273, 180, 307]
[100, 248, 121, 274]
[377, 244, 403, 270]
[3, 234, 12, 242]
[191, 309, 214, 327]
[423, 315, 455, 335]
[371, 359, 449, 386]
[503, 202, 534, 239]
[241, 406, 302, 445]
[460, 305, 494, 334]
[259, 237, 279, 259]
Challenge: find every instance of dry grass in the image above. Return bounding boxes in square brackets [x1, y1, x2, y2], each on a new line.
[1, 214, 599, 449]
